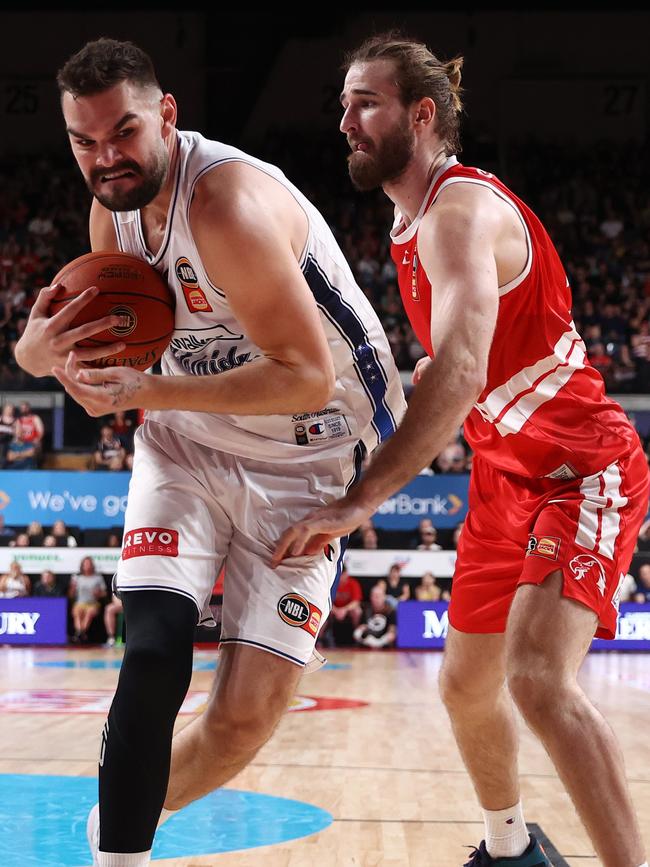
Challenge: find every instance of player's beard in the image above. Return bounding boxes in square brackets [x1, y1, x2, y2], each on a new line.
[347, 122, 415, 191]
[88, 145, 169, 212]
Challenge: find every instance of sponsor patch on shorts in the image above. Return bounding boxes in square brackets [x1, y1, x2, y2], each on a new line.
[527, 534, 561, 561]
[277, 593, 322, 637]
[122, 527, 179, 559]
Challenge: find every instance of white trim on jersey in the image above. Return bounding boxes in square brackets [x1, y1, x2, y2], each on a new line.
[390, 156, 458, 243]
[574, 462, 627, 558]
[430, 177, 533, 297]
[474, 323, 586, 437]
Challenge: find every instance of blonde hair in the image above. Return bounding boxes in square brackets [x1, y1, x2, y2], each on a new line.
[344, 31, 464, 155]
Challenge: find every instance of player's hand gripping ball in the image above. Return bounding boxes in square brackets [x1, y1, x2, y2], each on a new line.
[50, 251, 175, 371]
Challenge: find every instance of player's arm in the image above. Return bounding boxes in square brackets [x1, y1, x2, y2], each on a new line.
[273, 184, 500, 562]
[14, 201, 125, 377]
[57, 164, 336, 416]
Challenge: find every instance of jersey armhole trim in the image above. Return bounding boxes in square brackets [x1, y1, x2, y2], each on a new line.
[432, 177, 533, 297]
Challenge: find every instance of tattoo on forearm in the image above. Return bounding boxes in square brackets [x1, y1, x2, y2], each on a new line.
[107, 379, 140, 407]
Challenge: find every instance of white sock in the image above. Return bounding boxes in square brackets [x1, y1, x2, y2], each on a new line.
[637, 862, 648, 867]
[157, 807, 177, 827]
[97, 851, 151, 866]
[483, 801, 529, 858]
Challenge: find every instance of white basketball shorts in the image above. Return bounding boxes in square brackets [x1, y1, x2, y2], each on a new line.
[116, 420, 361, 669]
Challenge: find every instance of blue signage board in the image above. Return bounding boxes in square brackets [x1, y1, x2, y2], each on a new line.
[397, 601, 650, 651]
[0, 471, 130, 529]
[374, 475, 469, 530]
[0, 597, 67, 645]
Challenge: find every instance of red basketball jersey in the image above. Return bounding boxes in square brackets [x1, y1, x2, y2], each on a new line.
[390, 157, 638, 479]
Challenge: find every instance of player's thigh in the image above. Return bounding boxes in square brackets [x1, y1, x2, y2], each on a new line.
[507, 570, 597, 685]
[117, 421, 230, 620]
[205, 643, 302, 732]
[221, 451, 355, 669]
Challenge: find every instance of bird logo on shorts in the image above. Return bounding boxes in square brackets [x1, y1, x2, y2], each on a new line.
[569, 554, 607, 597]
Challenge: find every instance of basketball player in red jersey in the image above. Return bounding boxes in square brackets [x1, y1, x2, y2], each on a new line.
[274, 33, 650, 867]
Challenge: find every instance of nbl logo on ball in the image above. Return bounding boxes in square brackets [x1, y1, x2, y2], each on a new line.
[108, 305, 137, 337]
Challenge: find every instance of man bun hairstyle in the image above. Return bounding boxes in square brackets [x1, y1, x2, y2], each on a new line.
[344, 31, 464, 155]
[57, 38, 160, 97]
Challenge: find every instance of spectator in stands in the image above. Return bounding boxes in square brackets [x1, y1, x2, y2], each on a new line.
[411, 518, 434, 549]
[434, 438, 467, 473]
[106, 532, 122, 547]
[0, 560, 31, 597]
[384, 562, 410, 609]
[0, 403, 16, 466]
[353, 584, 396, 649]
[637, 519, 650, 553]
[50, 519, 77, 547]
[0, 515, 16, 545]
[104, 594, 124, 647]
[42, 534, 57, 547]
[26, 520, 44, 546]
[416, 523, 442, 552]
[32, 569, 60, 597]
[15, 402, 44, 457]
[320, 565, 363, 646]
[360, 525, 379, 549]
[94, 424, 126, 471]
[109, 410, 135, 448]
[415, 571, 449, 602]
[615, 572, 638, 605]
[10, 532, 30, 547]
[452, 521, 465, 549]
[633, 564, 650, 603]
[5, 427, 37, 468]
[69, 556, 106, 643]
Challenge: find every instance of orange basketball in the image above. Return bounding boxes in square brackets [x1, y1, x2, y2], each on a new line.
[50, 251, 175, 371]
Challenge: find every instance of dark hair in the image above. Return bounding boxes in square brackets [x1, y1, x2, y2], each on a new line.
[343, 31, 464, 155]
[57, 38, 160, 97]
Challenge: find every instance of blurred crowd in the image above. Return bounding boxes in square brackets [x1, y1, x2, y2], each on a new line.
[2, 138, 650, 393]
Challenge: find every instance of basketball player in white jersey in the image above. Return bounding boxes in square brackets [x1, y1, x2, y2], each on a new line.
[15, 38, 404, 867]
[274, 33, 649, 867]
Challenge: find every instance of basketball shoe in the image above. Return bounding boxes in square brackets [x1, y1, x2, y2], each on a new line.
[463, 835, 552, 866]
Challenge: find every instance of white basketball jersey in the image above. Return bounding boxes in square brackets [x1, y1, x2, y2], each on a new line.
[112, 131, 405, 462]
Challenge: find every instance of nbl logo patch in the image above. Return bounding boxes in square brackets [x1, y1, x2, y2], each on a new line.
[277, 593, 322, 637]
[175, 257, 213, 313]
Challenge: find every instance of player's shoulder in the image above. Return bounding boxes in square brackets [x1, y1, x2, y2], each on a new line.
[423, 170, 510, 240]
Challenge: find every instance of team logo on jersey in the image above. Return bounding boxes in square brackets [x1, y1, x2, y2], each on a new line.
[569, 554, 607, 597]
[108, 305, 137, 337]
[526, 534, 560, 560]
[175, 257, 213, 313]
[411, 250, 419, 300]
[277, 594, 322, 637]
[122, 527, 179, 559]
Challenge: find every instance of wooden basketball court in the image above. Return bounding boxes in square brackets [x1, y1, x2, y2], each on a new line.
[0, 645, 648, 865]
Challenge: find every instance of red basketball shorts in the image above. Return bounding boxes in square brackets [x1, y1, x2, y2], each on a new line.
[450, 445, 650, 638]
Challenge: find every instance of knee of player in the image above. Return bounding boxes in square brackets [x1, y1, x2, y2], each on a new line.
[203, 684, 290, 746]
[506, 660, 559, 724]
[438, 660, 505, 711]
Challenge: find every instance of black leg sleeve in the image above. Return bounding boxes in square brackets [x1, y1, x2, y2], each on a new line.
[98, 590, 197, 853]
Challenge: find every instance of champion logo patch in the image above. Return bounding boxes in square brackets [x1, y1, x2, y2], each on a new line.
[277, 594, 322, 637]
